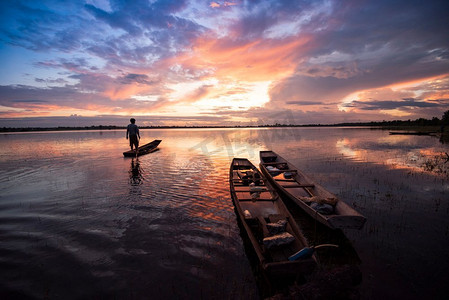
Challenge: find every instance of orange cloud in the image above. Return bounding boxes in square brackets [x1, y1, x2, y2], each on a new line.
[339, 74, 449, 115]
[387, 74, 449, 91]
[170, 35, 310, 82]
[103, 83, 148, 100]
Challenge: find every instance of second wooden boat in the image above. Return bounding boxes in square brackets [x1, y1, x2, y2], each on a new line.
[123, 139, 162, 157]
[230, 158, 316, 279]
[259, 151, 366, 230]
[389, 131, 437, 135]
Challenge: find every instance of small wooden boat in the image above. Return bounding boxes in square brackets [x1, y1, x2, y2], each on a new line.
[229, 158, 316, 278]
[259, 151, 366, 230]
[389, 131, 437, 136]
[123, 139, 162, 157]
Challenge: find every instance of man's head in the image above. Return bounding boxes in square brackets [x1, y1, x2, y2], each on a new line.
[130, 118, 136, 124]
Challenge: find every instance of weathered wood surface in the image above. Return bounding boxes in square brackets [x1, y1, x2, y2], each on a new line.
[229, 158, 316, 279]
[260, 151, 366, 230]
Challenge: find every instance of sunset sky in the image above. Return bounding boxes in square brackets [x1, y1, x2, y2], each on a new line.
[1, 0, 448, 127]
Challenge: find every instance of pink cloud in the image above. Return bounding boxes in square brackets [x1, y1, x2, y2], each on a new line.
[210, 1, 238, 8]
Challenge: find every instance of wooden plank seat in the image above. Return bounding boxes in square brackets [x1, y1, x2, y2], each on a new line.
[257, 214, 297, 262]
[267, 215, 297, 261]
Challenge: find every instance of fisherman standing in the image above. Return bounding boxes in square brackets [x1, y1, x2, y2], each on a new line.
[126, 118, 140, 151]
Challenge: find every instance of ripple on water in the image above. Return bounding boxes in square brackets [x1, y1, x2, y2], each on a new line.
[7, 128, 448, 298]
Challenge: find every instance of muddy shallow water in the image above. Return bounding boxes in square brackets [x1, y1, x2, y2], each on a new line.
[0, 127, 448, 299]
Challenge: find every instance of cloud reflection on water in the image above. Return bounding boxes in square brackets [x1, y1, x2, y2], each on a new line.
[335, 133, 449, 176]
[1, 128, 448, 299]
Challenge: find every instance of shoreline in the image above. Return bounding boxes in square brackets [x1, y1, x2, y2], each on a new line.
[0, 124, 446, 133]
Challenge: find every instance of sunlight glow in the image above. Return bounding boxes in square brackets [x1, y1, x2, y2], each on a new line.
[193, 80, 271, 111]
[131, 95, 159, 102]
[338, 91, 360, 112]
[1, 0, 447, 127]
[336, 138, 359, 159]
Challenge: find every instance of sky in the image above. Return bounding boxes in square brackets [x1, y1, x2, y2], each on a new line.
[0, 0, 449, 127]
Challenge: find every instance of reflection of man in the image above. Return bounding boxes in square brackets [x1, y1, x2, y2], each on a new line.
[126, 118, 140, 151]
[129, 159, 143, 185]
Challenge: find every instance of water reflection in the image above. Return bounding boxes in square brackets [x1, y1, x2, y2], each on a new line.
[439, 133, 449, 144]
[336, 138, 360, 160]
[187, 127, 302, 160]
[1, 128, 448, 299]
[336, 135, 449, 176]
[129, 158, 144, 185]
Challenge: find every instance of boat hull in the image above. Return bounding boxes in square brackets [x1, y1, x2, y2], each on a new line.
[229, 158, 316, 279]
[259, 151, 366, 230]
[123, 139, 162, 157]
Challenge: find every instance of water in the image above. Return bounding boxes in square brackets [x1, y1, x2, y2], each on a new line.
[0, 128, 448, 299]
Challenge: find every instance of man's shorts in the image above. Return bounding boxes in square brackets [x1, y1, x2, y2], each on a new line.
[129, 135, 139, 148]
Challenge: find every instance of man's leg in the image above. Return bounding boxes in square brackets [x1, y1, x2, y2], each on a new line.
[130, 135, 138, 151]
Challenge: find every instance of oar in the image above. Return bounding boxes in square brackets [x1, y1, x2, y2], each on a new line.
[288, 244, 338, 261]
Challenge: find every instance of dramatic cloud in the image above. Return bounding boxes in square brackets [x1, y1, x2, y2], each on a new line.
[348, 98, 448, 110]
[0, 0, 448, 127]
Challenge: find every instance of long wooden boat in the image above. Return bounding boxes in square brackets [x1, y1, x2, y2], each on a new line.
[123, 139, 162, 157]
[259, 151, 366, 230]
[229, 158, 316, 278]
[389, 131, 437, 136]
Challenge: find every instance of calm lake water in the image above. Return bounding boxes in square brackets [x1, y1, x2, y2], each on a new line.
[1, 127, 448, 299]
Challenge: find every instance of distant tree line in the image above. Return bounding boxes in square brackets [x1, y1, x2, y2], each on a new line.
[243, 110, 449, 128]
[360, 109, 449, 128]
[0, 125, 125, 132]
